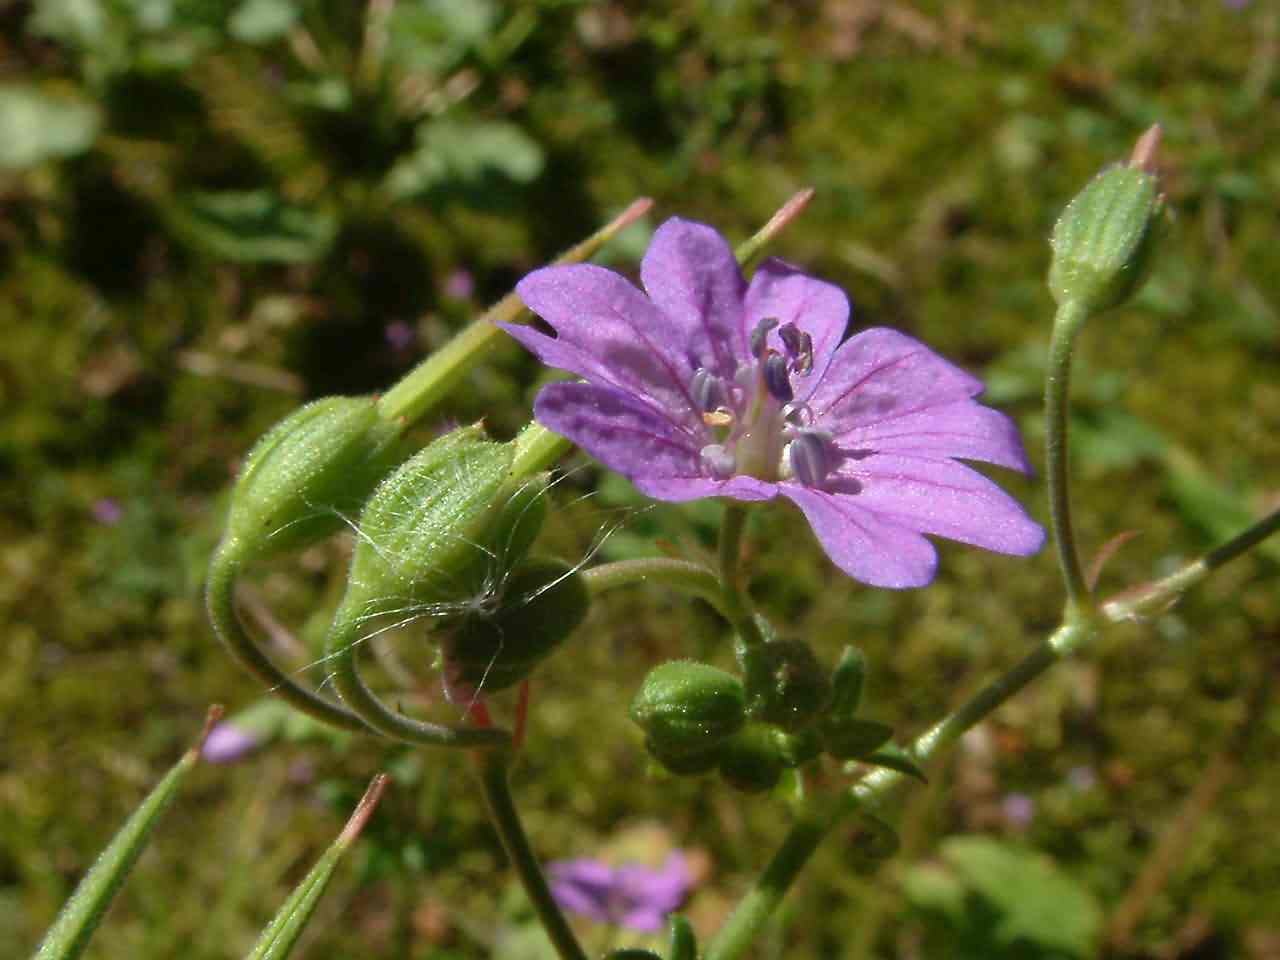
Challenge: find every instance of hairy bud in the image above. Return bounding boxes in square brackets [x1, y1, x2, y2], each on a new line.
[743, 640, 832, 733]
[717, 725, 784, 793]
[631, 661, 746, 761]
[220, 396, 402, 564]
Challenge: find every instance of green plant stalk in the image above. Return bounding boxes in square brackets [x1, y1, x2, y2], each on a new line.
[581, 558, 729, 618]
[1045, 300, 1093, 618]
[33, 710, 217, 960]
[702, 504, 1280, 960]
[324, 612, 510, 749]
[473, 750, 589, 960]
[207, 544, 368, 733]
[247, 774, 389, 960]
[377, 198, 653, 425]
[718, 504, 766, 648]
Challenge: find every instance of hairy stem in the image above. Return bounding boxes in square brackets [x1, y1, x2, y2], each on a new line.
[473, 750, 588, 960]
[1045, 300, 1093, 617]
[324, 611, 510, 749]
[717, 504, 765, 648]
[582, 558, 729, 617]
[206, 543, 368, 733]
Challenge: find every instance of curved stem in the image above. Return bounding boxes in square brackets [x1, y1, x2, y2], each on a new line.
[378, 199, 653, 425]
[472, 750, 588, 960]
[1045, 300, 1093, 617]
[703, 807, 834, 960]
[718, 504, 765, 648]
[206, 543, 369, 733]
[581, 558, 728, 617]
[325, 611, 510, 749]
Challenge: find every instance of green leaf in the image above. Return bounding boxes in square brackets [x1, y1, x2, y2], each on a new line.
[941, 836, 1102, 958]
[229, 0, 299, 44]
[862, 743, 927, 782]
[385, 0, 497, 73]
[170, 190, 337, 263]
[247, 775, 388, 959]
[822, 718, 894, 760]
[0, 86, 100, 170]
[385, 120, 544, 199]
[33, 715, 208, 960]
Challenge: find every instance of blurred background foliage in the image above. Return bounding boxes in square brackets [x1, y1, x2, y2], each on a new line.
[2, 0, 1278, 957]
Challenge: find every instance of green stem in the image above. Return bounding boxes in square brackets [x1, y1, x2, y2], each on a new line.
[378, 199, 653, 425]
[324, 612, 510, 749]
[718, 504, 765, 648]
[1045, 300, 1093, 617]
[511, 422, 573, 479]
[473, 751, 588, 960]
[206, 544, 368, 733]
[582, 558, 728, 617]
[703, 807, 834, 960]
[1102, 506, 1280, 623]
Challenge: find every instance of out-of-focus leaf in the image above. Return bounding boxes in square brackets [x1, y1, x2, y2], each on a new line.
[385, 120, 544, 199]
[385, 0, 497, 73]
[27, 0, 109, 49]
[941, 836, 1102, 958]
[1164, 446, 1280, 562]
[862, 743, 927, 782]
[1071, 409, 1169, 471]
[229, 0, 300, 44]
[0, 86, 100, 170]
[170, 190, 337, 263]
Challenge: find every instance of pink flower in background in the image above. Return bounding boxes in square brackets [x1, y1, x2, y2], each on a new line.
[548, 852, 690, 932]
[91, 498, 123, 525]
[505, 217, 1044, 587]
[202, 721, 262, 763]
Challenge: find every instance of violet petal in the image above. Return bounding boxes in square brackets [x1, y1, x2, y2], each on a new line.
[640, 218, 748, 376]
[744, 259, 849, 387]
[835, 400, 1033, 474]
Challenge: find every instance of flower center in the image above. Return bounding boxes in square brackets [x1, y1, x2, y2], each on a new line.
[694, 319, 834, 488]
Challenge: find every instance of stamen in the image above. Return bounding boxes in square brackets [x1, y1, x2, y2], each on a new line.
[782, 401, 814, 427]
[778, 323, 814, 374]
[690, 367, 729, 413]
[750, 317, 779, 359]
[763, 352, 794, 403]
[699, 444, 737, 480]
[787, 431, 833, 488]
[702, 410, 734, 428]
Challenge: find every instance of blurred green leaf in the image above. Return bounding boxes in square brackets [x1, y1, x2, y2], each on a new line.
[0, 86, 100, 170]
[28, 0, 110, 50]
[385, 0, 498, 73]
[942, 836, 1101, 958]
[229, 0, 299, 44]
[170, 190, 337, 263]
[385, 120, 544, 199]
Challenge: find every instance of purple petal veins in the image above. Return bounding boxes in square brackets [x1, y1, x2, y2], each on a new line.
[506, 216, 1045, 588]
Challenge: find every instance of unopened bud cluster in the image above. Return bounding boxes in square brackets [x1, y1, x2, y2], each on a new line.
[630, 637, 907, 793]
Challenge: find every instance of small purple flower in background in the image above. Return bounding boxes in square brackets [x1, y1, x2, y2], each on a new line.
[445, 269, 476, 300]
[1002, 792, 1036, 829]
[91, 498, 123, 525]
[384, 320, 416, 352]
[1068, 765, 1097, 792]
[548, 852, 690, 932]
[202, 721, 261, 763]
[505, 217, 1044, 587]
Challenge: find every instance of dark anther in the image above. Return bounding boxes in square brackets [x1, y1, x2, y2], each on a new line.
[750, 317, 779, 359]
[778, 323, 813, 375]
[691, 368, 729, 413]
[763, 352, 794, 403]
[788, 431, 832, 487]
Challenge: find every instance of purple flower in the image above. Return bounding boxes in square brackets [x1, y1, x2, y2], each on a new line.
[91, 498, 123, 525]
[548, 853, 690, 932]
[1002, 792, 1036, 828]
[202, 721, 262, 763]
[504, 217, 1044, 587]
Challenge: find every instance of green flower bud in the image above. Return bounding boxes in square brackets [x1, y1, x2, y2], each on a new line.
[1048, 126, 1164, 314]
[220, 396, 402, 564]
[644, 737, 723, 777]
[717, 724, 784, 794]
[773, 727, 823, 768]
[337, 425, 520, 617]
[743, 640, 832, 733]
[442, 556, 589, 694]
[630, 661, 746, 759]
